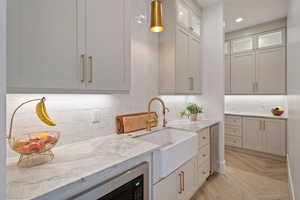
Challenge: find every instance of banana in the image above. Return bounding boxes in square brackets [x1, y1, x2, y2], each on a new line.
[36, 98, 56, 126]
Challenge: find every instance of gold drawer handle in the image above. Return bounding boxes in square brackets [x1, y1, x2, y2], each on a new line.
[202, 171, 206, 175]
[202, 136, 207, 140]
[202, 154, 206, 157]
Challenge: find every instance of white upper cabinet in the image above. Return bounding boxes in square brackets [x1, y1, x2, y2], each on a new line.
[85, 0, 130, 91]
[177, 0, 190, 29]
[159, 0, 202, 95]
[258, 29, 285, 49]
[190, 11, 201, 37]
[226, 22, 287, 95]
[176, 0, 201, 38]
[255, 47, 286, 94]
[7, 0, 131, 93]
[8, 0, 82, 91]
[175, 28, 190, 93]
[230, 52, 256, 94]
[231, 37, 254, 54]
[189, 36, 202, 93]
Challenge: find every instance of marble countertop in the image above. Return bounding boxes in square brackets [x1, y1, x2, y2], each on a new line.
[7, 135, 159, 200]
[168, 119, 220, 132]
[225, 112, 288, 119]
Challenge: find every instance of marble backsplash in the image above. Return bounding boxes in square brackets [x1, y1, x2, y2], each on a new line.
[225, 95, 288, 115]
[6, 94, 207, 158]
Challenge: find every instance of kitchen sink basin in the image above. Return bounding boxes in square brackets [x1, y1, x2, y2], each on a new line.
[136, 128, 198, 178]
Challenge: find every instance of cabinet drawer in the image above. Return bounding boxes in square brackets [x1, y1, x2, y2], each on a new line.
[225, 126, 242, 136]
[225, 135, 242, 148]
[225, 116, 242, 126]
[198, 145, 210, 165]
[199, 160, 210, 181]
[198, 128, 210, 148]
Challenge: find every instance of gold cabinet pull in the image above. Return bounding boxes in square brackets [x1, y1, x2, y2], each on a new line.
[189, 77, 194, 90]
[178, 173, 183, 193]
[80, 54, 85, 83]
[181, 171, 185, 191]
[255, 82, 259, 92]
[88, 56, 93, 83]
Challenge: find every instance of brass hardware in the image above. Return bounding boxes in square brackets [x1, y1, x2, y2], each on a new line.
[181, 171, 185, 191]
[146, 97, 169, 131]
[259, 120, 262, 130]
[263, 120, 266, 131]
[178, 173, 183, 193]
[88, 56, 93, 83]
[253, 82, 256, 92]
[202, 154, 206, 157]
[255, 82, 259, 92]
[80, 54, 85, 82]
[202, 136, 206, 140]
[150, 0, 164, 32]
[189, 77, 194, 90]
[202, 171, 206, 175]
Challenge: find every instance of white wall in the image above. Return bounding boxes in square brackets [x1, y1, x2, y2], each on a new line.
[0, 0, 6, 198]
[225, 95, 288, 116]
[287, 0, 300, 199]
[200, 2, 225, 172]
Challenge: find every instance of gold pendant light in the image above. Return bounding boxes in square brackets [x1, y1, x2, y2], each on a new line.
[150, 0, 164, 32]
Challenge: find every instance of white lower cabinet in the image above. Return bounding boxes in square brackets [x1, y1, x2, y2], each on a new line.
[243, 117, 287, 156]
[153, 130, 211, 200]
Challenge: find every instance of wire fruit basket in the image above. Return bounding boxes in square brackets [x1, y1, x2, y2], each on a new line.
[7, 97, 60, 168]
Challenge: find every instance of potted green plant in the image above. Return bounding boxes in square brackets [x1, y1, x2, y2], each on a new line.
[180, 103, 203, 121]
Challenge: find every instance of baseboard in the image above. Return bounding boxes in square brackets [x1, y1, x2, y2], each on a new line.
[287, 154, 295, 200]
[217, 160, 225, 173]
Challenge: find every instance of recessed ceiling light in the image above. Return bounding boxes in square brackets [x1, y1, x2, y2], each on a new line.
[235, 17, 243, 23]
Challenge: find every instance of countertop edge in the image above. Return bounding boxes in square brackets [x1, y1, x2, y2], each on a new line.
[225, 112, 288, 119]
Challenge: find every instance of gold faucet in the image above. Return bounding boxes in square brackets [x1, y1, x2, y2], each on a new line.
[146, 97, 169, 131]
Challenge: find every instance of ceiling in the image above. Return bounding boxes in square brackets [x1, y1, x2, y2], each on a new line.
[223, 0, 288, 32]
[194, 0, 288, 32]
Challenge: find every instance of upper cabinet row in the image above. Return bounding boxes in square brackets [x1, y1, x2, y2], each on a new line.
[225, 28, 286, 95]
[7, 0, 131, 93]
[159, 0, 202, 95]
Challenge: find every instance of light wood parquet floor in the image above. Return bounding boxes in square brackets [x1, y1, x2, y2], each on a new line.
[191, 149, 289, 200]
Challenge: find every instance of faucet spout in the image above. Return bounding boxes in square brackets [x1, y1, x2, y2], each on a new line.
[146, 97, 169, 131]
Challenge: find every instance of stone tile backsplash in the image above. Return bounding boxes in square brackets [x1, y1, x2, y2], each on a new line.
[225, 95, 288, 115]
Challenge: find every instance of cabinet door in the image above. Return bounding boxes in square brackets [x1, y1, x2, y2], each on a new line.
[85, 0, 130, 91]
[176, 0, 190, 29]
[175, 28, 190, 94]
[189, 36, 202, 94]
[265, 119, 286, 156]
[231, 52, 256, 94]
[153, 171, 179, 200]
[7, 0, 83, 91]
[256, 47, 286, 94]
[190, 11, 201, 37]
[225, 55, 231, 94]
[243, 117, 264, 152]
[177, 159, 196, 200]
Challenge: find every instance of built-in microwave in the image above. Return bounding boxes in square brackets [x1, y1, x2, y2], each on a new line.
[70, 162, 149, 200]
